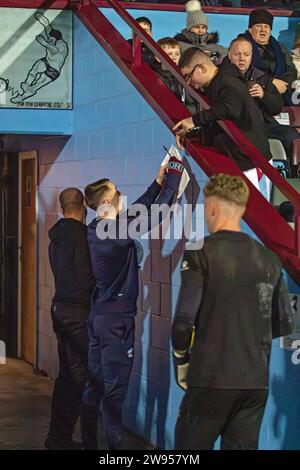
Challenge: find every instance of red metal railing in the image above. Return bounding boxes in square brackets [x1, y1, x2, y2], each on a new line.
[73, 0, 300, 284]
[1, 0, 300, 282]
[0, 1, 295, 16]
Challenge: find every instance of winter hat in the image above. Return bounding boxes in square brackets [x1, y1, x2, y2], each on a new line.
[249, 8, 274, 29]
[186, 0, 208, 31]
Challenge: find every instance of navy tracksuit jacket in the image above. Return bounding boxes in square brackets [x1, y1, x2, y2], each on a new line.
[81, 171, 182, 450]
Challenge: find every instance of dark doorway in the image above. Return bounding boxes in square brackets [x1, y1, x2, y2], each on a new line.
[0, 151, 19, 357]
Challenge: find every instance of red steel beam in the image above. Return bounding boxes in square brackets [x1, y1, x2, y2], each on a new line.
[0, 1, 295, 16]
[0, 0, 70, 8]
[75, 1, 300, 284]
[104, 0, 300, 208]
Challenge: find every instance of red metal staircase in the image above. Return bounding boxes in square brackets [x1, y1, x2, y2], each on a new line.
[2, 0, 300, 283]
[73, 0, 300, 285]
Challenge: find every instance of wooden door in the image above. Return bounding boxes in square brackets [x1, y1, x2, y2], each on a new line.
[20, 155, 36, 365]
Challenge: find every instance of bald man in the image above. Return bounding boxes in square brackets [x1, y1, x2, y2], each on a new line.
[46, 188, 95, 450]
[228, 37, 300, 170]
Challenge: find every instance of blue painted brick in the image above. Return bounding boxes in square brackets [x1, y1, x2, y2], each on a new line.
[75, 133, 89, 160]
[89, 130, 104, 158]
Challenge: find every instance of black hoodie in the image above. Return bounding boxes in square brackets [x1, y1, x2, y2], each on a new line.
[49, 218, 95, 311]
[192, 60, 273, 171]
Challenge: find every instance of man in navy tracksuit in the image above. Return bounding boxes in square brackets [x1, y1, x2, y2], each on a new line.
[81, 157, 184, 450]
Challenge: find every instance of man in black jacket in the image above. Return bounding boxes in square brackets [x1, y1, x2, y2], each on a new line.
[173, 47, 273, 172]
[46, 187, 95, 450]
[228, 37, 300, 166]
[239, 8, 297, 105]
[127, 16, 155, 67]
[172, 173, 294, 450]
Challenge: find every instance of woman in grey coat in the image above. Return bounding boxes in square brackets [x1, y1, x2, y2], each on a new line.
[174, 0, 227, 64]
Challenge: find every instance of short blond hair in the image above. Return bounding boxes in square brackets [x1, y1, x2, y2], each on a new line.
[204, 173, 250, 207]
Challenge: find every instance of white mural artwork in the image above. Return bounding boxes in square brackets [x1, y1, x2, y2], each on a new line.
[0, 8, 72, 109]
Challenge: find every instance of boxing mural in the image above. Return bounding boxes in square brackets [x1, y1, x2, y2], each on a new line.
[0, 9, 72, 109]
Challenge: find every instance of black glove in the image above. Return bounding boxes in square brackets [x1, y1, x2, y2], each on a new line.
[173, 350, 190, 391]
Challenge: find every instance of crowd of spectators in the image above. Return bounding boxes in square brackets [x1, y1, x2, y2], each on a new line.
[129, 1, 300, 175]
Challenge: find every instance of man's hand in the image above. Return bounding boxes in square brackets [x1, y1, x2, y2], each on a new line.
[249, 83, 264, 99]
[156, 163, 168, 186]
[173, 350, 189, 391]
[173, 117, 194, 150]
[34, 11, 49, 27]
[273, 78, 288, 95]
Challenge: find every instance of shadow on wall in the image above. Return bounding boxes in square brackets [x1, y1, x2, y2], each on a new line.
[270, 348, 300, 449]
[124, 158, 200, 449]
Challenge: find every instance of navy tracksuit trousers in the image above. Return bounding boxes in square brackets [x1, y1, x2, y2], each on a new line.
[81, 313, 135, 450]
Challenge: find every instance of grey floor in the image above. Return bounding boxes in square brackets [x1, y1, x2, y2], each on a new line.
[0, 358, 151, 450]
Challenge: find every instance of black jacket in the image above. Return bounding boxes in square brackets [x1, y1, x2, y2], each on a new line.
[239, 31, 297, 104]
[127, 38, 155, 67]
[172, 230, 294, 389]
[243, 64, 283, 124]
[49, 218, 95, 311]
[192, 59, 273, 170]
[151, 59, 184, 102]
[151, 59, 198, 114]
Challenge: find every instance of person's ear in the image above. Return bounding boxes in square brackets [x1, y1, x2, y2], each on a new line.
[200, 63, 207, 74]
[60, 207, 64, 216]
[210, 199, 217, 218]
[240, 206, 246, 218]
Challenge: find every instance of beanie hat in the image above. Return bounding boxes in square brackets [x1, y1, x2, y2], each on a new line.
[249, 8, 274, 29]
[186, 0, 208, 30]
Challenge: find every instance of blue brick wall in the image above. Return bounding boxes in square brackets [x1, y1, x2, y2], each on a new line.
[2, 6, 300, 450]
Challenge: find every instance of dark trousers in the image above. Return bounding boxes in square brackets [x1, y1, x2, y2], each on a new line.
[81, 314, 135, 450]
[264, 121, 300, 160]
[213, 133, 259, 172]
[175, 388, 268, 450]
[49, 303, 89, 442]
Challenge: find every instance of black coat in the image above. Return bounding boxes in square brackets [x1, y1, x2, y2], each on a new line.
[239, 31, 297, 88]
[127, 38, 155, 67]
[49, 218, 95, 311]
[172, 231, 294, 389]
[243, 65, 283, 124]
[192, 60, 273, 170]
[151, 59, 199, 115]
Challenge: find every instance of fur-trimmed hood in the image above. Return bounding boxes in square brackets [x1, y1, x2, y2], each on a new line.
[174, 29, 220, 46]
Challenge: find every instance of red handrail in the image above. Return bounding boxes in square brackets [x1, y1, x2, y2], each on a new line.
[89, 0, 300, 207]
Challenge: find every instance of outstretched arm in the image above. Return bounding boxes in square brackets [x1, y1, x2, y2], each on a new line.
[132, 164, 167, 208]
[34, 11, 52, 39]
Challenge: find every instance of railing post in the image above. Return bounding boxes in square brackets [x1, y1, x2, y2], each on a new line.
[69, 0, 90, 8]
[132, 33, 142, 67]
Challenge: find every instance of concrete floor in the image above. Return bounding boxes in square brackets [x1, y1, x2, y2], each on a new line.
[0, 358, 150, 450]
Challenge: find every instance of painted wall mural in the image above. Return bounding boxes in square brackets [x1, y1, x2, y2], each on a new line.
[0, 8, 72, 109]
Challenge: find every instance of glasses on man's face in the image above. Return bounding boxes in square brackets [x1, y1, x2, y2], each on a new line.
[183, 63, 200, 83]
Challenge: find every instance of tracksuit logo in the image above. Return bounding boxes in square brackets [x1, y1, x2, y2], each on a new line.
[127, 347, 134, 359]
[168, 160, 184, 174]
